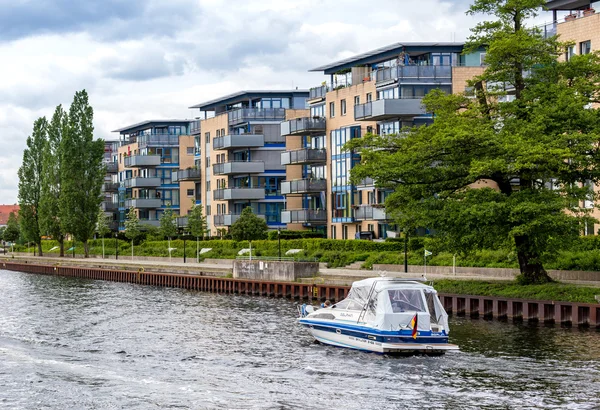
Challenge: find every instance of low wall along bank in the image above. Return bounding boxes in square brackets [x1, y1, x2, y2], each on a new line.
[2, 260, 598, 328]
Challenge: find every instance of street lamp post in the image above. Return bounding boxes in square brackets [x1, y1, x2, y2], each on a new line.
[115, 233, 118, 260]
[183, 238, 187, 263]
[278, 228, 281, 260]
[404, 229, 408, 274]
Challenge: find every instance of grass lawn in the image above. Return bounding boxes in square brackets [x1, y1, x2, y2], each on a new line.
[433, 279, 600, 304]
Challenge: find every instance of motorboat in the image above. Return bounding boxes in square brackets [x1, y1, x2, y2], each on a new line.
[298, 277, 458, 354]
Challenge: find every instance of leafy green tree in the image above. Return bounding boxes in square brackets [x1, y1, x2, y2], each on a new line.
[59, 90, 105, 258]
[230, 207, 268, 242]
[124, 206, 142, 259]
[40, 105, 67, 257]
[96, 209, 111, 259]
[187, 201, 207, 262]
[347, 0, 600, 284]
[159, 204, 178, 261]
[4, 212, 20, 246]
[18, 117, 48, 256]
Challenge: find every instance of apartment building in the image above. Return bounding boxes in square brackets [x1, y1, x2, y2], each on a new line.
[301, 42, 485, 240]
[101, 140, 120, 231]
[189, 90, 309, 236]
[545, 0, 600, 234]
[112, 120, 197, 230]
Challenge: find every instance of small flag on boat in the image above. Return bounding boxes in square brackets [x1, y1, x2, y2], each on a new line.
[410, 313, 418, 339]
[424, 249, 432, 257]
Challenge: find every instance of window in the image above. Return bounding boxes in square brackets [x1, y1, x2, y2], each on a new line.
[480, 52, 487, 65]
[206, 205, 211, 216]
[366, 93, 372, 102]
[580, 40, 591, 55]
[205, 157, 210, 167]
[187, 189, 194, 197]
[205, 132, 210, 143]
[354, 96, 360, 105]
[341, 99, 347, 116]
[216, 129, 220, 138]
[310, 104, 325, 118]
[329, 102, 335, 118]
[331, 225, 337, 239]
[566, 45, 576, 61]
[186, 147, 194, 155]
[221, 128, 225, 136]
[342, 225, 348, 240]
[206, 181, 211, 191]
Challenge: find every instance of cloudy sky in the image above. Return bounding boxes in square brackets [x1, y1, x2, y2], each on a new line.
[0, 0, 556, 203]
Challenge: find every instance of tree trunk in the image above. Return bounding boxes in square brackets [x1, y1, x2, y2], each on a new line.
[84, 240, 89, 258]
[514, 235, 552, 284]
[59, 238, 64, 257]
[37, 241, 43, 257]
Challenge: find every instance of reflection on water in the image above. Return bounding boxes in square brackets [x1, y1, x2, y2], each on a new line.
[0, 270, 598, 409]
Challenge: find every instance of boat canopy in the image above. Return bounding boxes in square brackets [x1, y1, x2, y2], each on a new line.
[343, 278, 450, 332]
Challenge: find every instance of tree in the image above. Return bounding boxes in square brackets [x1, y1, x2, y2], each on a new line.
[39, 105, 67, 257]
[59, 90, 105, 258]
[347, 0, 600, 284]
[230, 207, 268, 242]
[159, 204, 178, 261]
[96, 209, 111, 259]
[187, 201, 207, 262]
[124, 206, 142, 260]
[18, 117, 48, 256]
[4, 212, 20, 248]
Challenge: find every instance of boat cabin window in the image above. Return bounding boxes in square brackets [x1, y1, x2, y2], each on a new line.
[333, 299, 363, 311]
[388, 289, 425, 313]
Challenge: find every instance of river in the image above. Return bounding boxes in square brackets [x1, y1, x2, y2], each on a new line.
[0, 269, 599, 409]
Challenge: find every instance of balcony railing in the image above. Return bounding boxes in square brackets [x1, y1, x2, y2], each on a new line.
[213, 161, 265, 175]
[190, 120, 201, 135]
[280, 117, 326, 136]
[354, 98, 425, 121]
[124, 155, 161, 168]
[213, 188, 265, 201]
[124, 198, 161, 209]
[375, 65, 452, 84]
[139, 219, 160, 228]
[176, 216, 188, 227]
[309, 85, 328, 100]
[353, 205, 388, 221]
[281, 179, 326, 195]
[281, 209, 327, 225]
[101, 201, 118, 212]
[105, 162, 118, 173]
[280, 148, 326, 165]
[213, 213, 266, 226]
[228, 108, 286, 125]
[213, 134, 264, 150]
[123, 177, 161, 188]
[102, 182, 119, 192]
[173, 168, 201, 182]
[137, 133, 180, 148]
[356, 177, 375, 187]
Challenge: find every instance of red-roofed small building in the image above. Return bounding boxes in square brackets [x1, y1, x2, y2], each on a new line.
[0, 205, 20, 227]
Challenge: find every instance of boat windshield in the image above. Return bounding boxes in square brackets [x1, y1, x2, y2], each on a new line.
[388, 289, 426, 313]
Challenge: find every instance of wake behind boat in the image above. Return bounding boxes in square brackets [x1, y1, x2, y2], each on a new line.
[298, 277, 458, 354]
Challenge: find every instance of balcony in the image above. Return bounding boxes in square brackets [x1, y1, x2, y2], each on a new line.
[137, 133, 179, 148]
[309, 85, 328, 101]
[280, 117, 326, 136]
[173, 168, 201, 182]
[213, 134, 264, 150]
[228, 108, 286, 125]
[190, 120, 201, 135]
[123, 177, 161, 188]
[356, 177, 375, 188]
[213, 188, 265, 201]
[281, 209, 327, 225]
[105, 162, 118, 173]
[281, 179, 326, 195]
[125, 198, 161, 209]
[213, 161, 264, 175]
[280, 148, 326, 166]
[354, 99, 425, 121]
[353, 205, 389, 221]
[214, 213, 266, 226]
[375, 65, 452, 84]
[101, 201, 118, 212]
[124, 155, 161, 168]
[102, 182, 119, 192]
[139, 219, 160, 228]
[176, 216, 188, 227]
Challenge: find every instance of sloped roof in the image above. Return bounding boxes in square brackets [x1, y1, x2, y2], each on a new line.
[0, 205, 19, 226]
